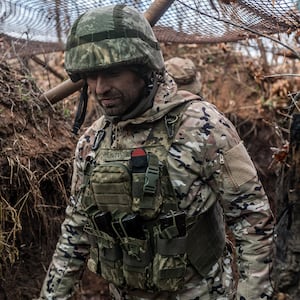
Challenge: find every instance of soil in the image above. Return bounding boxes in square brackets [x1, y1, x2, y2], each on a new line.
[1, 43, 299, 299]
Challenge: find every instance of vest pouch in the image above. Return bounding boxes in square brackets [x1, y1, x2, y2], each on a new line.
[98, 233, 124, 287]
[83, 212, 125, 286]
[90, 162, 132, 212]
[132, 172, 163, 220]
[153, 233, 187, 291]
[121, 236, 153, 290]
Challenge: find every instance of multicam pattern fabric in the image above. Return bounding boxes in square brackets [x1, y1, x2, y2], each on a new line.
[39, 74, 274, 299]
[65, 5, 164, 77]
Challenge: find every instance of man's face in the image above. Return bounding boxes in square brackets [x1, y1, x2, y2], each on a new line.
[86, 67, 145, 116]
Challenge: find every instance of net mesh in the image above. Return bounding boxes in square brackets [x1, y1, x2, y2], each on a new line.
[1, 0, 300, 57]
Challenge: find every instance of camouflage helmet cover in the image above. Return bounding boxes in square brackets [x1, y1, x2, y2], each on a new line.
[165, 57, 202, 95]
[65, 5, 165, 80]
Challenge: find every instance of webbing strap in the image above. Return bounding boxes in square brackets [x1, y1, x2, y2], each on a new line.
[67, 28, 160, 50]
[159, 224, 180, 239]
[159, 266, 186, 279]
[143, 154, 159, 194]
[157, 236, 187, 256]
[131, 152, 160, 209]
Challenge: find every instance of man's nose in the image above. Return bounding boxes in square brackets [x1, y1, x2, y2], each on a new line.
[95, 74, 111, 95]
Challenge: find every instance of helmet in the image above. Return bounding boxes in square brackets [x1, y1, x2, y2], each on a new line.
[65, 4, 164, 81]
[165, 57, 202, 95]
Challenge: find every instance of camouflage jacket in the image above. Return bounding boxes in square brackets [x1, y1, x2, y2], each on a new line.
[39, 74, 274, 300]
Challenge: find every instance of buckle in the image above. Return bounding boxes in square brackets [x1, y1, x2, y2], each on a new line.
[144, 165, 159, 194]
[92, 129, 105, 151]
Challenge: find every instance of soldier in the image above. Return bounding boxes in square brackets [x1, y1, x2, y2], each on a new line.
[39, 4, 274, 300]
[165, 57, 202, 95]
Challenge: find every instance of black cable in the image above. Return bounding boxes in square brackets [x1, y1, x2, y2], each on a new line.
[72, 82, 88, 135]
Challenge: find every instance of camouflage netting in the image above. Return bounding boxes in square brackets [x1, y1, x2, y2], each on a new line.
[1, 0, 300, 58]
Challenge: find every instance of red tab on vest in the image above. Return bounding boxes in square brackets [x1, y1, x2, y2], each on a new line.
[131, 148, 147, 157]
[131, 148, 148, 172]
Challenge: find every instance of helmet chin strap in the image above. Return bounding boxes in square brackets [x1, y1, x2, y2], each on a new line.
[72, 82, 88, 135]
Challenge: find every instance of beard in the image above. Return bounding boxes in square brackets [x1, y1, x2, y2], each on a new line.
[95, 88, 142, 117]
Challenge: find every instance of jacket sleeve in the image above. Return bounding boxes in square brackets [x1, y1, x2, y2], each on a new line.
[219, 141, 274, 299]
[39, 131, 94, 299]
[39, 202, 90, 299]
[169, 101, 274, 299]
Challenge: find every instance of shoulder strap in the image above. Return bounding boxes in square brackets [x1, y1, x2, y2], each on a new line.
[158, 100, 199, 213]
[164, 99, 198, 140]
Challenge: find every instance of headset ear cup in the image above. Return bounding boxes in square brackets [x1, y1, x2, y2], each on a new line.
[72, 83, 88, 135]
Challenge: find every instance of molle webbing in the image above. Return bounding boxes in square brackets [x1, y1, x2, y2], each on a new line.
[83, 100, 197, 216]
[87, 146, 177, 217]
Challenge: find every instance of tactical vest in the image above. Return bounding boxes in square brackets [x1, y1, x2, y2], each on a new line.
[80, 101, 226, 292]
